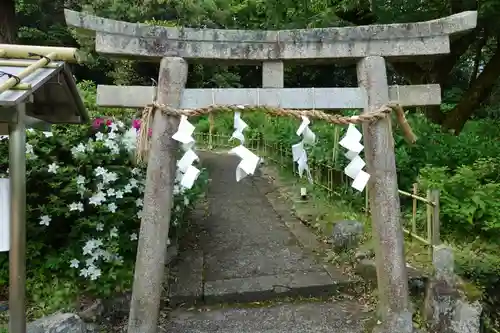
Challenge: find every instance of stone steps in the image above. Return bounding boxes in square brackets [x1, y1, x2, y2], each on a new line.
[162, 300, 372, 333]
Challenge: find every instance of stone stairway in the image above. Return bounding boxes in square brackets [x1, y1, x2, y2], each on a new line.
[165, 152, 372, 332]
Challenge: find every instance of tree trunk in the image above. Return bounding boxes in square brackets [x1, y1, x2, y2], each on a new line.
[0, 0, 17, 43]
[442, 46, 500, 134]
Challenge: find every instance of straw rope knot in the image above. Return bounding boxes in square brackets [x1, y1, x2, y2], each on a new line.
[135, 102, 416, 163]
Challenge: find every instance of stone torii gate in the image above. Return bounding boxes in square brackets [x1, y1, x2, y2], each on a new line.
[65, 9, 477, 333]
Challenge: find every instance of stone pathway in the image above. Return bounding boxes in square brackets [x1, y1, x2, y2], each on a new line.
[166, 152, 371, 332]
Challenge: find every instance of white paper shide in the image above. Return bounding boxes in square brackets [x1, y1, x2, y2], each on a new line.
[172, 115, 201, 189]
[228, 109, 261, 182]
[0, 178, 9, 252]
[292, 116, 315, 183]
[339, 124, 370, 192]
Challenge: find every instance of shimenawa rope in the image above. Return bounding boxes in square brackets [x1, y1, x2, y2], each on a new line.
[135, 103, 417, 163]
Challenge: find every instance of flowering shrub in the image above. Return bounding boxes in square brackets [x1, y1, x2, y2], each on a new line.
[0, 113, 208, 300]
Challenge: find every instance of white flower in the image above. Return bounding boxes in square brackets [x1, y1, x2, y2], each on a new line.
[89, 192, 106, 206]
[76, 175, 86, 185]
[94, 167, 107, 177]
[122, 128, 138, 152]
[102, 172, 118, 184]
[130, 233, 138, 241]
[95, 132, 104, 141]
[39, 215, 51, 226]
[79, 267, 90, 278]
[131, 168, 141, 176]
[100, 250, 113, 262]
[71, 143, 86, 158]
[135, 198, 143, 207]
[109, 122, 119, 132]
[82, 239, 102, 255]
[26, 143, 34, 154]
[69, 202, 84, 212]
[110, 227, 118, 238]
[116, 120, 124, 129]
[107, 203, 117, 213]
[130, 179, 138, 187]
[43, 131, 53, 138]
[104, 138, 119, 153]
[123, 184, 133, 193]
[96, 223, 104, 231]
[137, 210, 144, 219]
[70, 259, 79, 268]
[87, 266, 101, 280]
[106, 188, 116, 197]
[107, 131, 117, 140]
[184, 197, 190, 206]
[48, 162, 59, 174]
[115, 190, 124, 199]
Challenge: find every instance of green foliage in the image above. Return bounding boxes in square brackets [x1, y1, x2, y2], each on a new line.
[0, 83, 208, 318]
[418, 158, 500, 238]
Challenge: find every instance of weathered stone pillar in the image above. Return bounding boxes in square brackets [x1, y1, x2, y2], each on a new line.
[424, 245, 482, 333]
[262, 61, 284, 88]
[127, 57, 188, 333]
[356, 56, 412, 333]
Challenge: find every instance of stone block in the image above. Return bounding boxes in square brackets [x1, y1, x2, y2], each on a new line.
[27, 313, 97, 333]
[331, 220, 364, 250]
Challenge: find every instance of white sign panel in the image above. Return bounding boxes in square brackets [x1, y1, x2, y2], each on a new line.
[0, 178, 9, 252]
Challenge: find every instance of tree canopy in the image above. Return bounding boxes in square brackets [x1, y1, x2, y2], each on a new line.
[1, 0, 499, 134]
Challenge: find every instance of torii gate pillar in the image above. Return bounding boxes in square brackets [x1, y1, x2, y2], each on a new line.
[127, 57, 188, 333]
[358, 56, 412, 331]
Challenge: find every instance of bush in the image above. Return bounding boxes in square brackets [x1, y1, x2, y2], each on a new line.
[417, 157, 500, 240]
[0, 84, 208, 315]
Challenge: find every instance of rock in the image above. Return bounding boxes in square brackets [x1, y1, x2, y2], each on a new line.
[355, 259, 428, 295]
[354, 244, 375, 261]
[102, 292, 131, 318]
[331, 220, 364, 250]
[355, 259, 377, 282]
[452, 299, 482, 333]
[77, 300, 104, 323]
[27, 313, 98, 333]
[165, 243, 179, 265]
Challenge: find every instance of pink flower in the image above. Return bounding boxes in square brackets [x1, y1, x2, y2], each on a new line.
[106, 119, 112, 126]
[92, 118, 104, 129]
[148, 128, 152, 137]
[132, 119, 141, 130]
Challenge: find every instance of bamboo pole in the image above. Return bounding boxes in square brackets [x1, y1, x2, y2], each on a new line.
[208, 113, 214, 150]
[431, 189, 441, 246]
[8, 84, 32, 91]
[0, 44, 84, 63]
[0, 52, 57, 95]
[411, 183, 418, 234]
[402, 228, 430, 245]
[398, 189, 435, 205]
[0, 60, 58, 68]
[426, 189, 433, 255]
